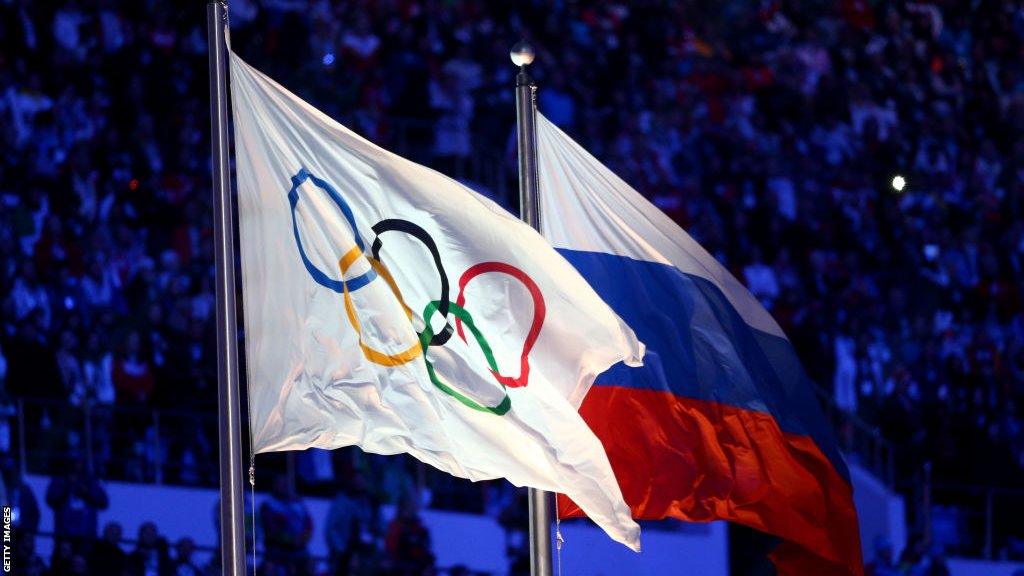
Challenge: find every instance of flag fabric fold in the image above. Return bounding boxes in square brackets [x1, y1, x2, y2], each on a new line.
[536, 113, 863, 575]
[229, 53, 643, 549]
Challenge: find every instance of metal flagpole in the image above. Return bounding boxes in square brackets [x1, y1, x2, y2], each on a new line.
[207, 2, 247, 575]
[511, 41, 554, 576]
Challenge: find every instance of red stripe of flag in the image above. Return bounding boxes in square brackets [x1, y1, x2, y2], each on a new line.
[559, 386, 863, 576]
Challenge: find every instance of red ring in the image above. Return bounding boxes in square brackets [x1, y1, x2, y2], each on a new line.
[455, 262, 546, 388]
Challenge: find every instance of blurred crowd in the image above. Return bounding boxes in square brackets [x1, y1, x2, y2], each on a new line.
[2, 0, 1024, 570]
[3, 456, 491, 576]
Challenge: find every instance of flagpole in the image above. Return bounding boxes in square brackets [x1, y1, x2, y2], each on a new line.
[511, 41, 554, 576]
[207, 2, 248, 575]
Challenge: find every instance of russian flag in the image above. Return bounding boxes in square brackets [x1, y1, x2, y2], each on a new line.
[536, 114, 864, 576]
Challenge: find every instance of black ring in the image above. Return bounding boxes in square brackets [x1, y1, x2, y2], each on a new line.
[371, 219, 454, 346]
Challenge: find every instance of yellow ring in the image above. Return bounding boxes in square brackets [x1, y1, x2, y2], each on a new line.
[339, 247, 423, 367]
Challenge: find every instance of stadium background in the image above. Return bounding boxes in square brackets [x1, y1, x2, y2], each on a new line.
[1, 0, 1023, 575]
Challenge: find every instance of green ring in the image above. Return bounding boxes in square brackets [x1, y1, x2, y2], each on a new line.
[419, 301, 511, 415]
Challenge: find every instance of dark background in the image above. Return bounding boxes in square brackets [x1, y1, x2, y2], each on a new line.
[1, 1, 1023, 575]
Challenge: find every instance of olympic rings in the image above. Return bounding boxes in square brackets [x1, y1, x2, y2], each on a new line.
[288, 168, 545, 415]
[289, 168, 376, 293]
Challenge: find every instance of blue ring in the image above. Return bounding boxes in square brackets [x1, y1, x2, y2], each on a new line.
[288, 168, 377, 293]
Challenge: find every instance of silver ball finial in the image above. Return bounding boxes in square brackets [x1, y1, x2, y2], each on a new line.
[510, 40, 535, 67]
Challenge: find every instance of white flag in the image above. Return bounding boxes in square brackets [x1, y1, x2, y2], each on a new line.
[229, 53, 643, 549]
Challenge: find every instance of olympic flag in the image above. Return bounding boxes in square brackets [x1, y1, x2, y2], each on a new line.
[536, 114, 863, 575]
[228, 53, 643, 549]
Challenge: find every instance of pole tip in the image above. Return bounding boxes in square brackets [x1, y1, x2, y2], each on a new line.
[510, 40, 535, 68]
